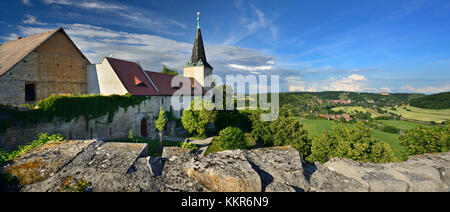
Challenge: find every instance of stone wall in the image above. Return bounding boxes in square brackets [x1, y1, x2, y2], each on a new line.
[2, 141, 449, 192]
[0, 31, 89, 105]
[0, 97, 185, 152]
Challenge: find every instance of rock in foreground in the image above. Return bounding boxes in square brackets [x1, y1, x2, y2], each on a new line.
[1, 140, 449, 192]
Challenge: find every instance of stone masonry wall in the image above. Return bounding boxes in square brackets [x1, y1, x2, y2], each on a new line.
[0, 96, 185, 152]
[0, 31, 89, 105]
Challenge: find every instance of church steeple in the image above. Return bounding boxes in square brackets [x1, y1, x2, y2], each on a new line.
[186, 11, 212, 69]
[183, 11, 213, 89]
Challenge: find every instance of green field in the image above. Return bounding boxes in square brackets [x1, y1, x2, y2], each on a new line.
[382, 105, 450, 123]
[373, 130, 407, 161]
[299, 118, 333, 138]
[299, 118, 408, 160]
[377, 120, 432, 131]
[331, 106, 383, 118]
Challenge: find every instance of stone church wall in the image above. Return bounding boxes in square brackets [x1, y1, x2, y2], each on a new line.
[0, 96, 185, 152]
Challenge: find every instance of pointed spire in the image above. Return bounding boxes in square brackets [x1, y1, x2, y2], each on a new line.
[197, 11, 200, 29]
[185, 11, 212, 69]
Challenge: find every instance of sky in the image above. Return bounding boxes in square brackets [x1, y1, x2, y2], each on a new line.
[1, 0, 450, 94]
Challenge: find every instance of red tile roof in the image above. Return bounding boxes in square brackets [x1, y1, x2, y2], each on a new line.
[105, 57, 158, 96]
[145, 71, 206, 96]
[105, 57, 205, 96]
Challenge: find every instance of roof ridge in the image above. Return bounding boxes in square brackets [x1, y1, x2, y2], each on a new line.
[0, 27, 64, 77]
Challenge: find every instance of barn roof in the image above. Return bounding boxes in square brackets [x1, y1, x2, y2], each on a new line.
[0, 27, 89, 77]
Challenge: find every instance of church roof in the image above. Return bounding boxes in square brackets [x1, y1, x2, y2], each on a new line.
[186, 28, 213, 69]
[105, 57, 205, 96]
[145, 70, 206, 96]
[0, 27, 89, 77]
[105, 57, 159, 96]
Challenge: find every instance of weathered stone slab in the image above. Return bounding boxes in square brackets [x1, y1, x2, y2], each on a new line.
[162, 146, 191, 159]
[184, 150, 262, 192]
[265, 182, 297, 192]
[307, 162, 368, 192]
[4, 139, 97, 185]
[85, 142, 148, 174]
[244, 146, 310, 192]
[161, 150, 210, 192]
[324, 152, 450, 192]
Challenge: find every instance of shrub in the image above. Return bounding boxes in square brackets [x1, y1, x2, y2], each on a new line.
[214, 111, 252, 132]
[155, 107, 168, 133]
[307, 121, 395, 163]
[181, 142, 199, 151]
[400, 126, 449, 155]
[380, 125, 400, 134]
[215, 127, 249, 150]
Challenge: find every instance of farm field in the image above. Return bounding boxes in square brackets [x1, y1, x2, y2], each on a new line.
[298, 118, 407, 160]
[331, 106, 383, 118]
[376, 120, 432, 131]
[299, 118, 333, 138]
[372, 130, 407, 161]
[382, 106, 450, 123]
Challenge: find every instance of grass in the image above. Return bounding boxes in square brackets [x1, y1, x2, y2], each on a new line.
[299, 118, 333, 138]
[331, 106, 383, 118]
[382, 105, 450, 123]
[377, 119, 432, 131]
[105, 137, 181, 157]
[372, 130, 407, 161]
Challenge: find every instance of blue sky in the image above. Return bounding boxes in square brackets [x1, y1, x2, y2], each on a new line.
[1, 0, 450, 94]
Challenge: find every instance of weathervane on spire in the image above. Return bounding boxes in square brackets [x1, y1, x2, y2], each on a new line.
[197, 11, 200, 29]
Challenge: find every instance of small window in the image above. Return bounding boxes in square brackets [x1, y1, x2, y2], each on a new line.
[25, 83, 36, 101]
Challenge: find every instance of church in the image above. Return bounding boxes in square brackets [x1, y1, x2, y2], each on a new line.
[0, 12, 213, 118]
[0, 13, 214, 150]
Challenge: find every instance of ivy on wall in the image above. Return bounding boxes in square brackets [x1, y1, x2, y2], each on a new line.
[0, 94, 150, 133]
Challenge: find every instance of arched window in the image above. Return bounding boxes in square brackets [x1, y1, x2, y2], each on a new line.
[25, 83, 36, 101]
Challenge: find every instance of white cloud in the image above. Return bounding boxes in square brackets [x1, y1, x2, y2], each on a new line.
[78, 2, 126, 10]
[41, 0, 185, 35]
[22, 0, 32, 6]
[323, 74, 367, 92]
[43, 0, 71, 5]
[286, 74, 370, 92]
[224, 3, 278, 45]
[400, 84, 450, 94]
[23, 14, 47, 25]
[229, 64, 272, 71]
[379, 87, 392, 92]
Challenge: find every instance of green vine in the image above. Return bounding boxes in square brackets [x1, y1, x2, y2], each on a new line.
[0, 94, 150, 133]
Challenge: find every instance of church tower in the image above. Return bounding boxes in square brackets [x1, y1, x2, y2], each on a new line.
[183, 12, 213, 90]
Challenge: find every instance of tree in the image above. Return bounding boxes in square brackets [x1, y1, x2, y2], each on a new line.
[250, 109, 274, 147]
[250, 109, 311, 159]
[181, 98, 217, 138]
[271, 115, 311, 160]
[162, 65, 179, 75]
[307, 121, 395, 163]
[215, 127, 249, 150]
[155, 107, 168, 148]
[400, 126, 449, 156]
